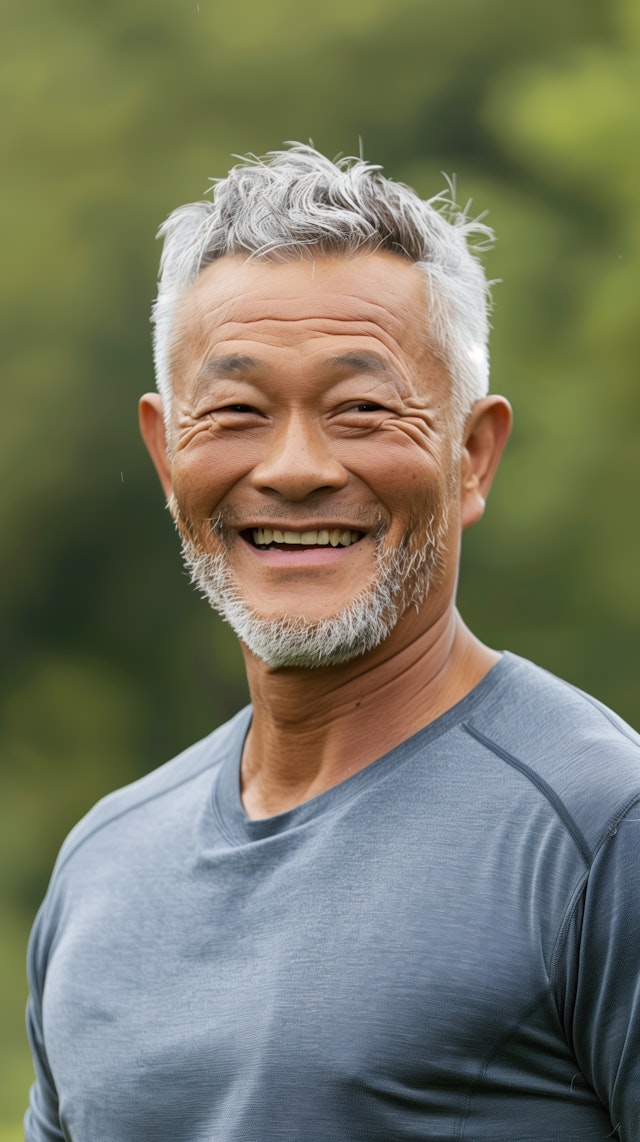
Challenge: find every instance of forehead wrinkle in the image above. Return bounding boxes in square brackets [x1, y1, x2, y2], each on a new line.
[173, 265, 442, 403]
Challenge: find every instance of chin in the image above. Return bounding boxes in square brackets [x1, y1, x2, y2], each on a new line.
[178, 518, 449, 670]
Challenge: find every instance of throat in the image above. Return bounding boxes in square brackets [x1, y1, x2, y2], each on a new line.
[240, 612, 496, 819]
[240, 719, 360, 821]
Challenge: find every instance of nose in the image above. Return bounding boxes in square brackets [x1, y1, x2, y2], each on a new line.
[250, 413, 348, 501]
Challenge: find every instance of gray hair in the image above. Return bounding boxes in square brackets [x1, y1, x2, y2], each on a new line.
[151, 143, 494, 429]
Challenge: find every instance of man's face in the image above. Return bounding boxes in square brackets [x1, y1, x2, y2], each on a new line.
[153, 252, 467, 667]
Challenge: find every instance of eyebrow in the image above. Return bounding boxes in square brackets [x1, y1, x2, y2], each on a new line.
[323, 352, 399, 379]
[193, 349, 404, 397]
[191, 355, 261, 401]
[197, 355, 261, 380]
[198, 351, 395, 378]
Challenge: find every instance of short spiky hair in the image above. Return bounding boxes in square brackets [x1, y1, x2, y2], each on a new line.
[151, 143, 494, 427]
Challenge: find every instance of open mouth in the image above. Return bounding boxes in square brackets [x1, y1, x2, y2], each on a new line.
[245, 528, 364, 550]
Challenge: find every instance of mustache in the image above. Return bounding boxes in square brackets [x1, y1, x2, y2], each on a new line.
[213, 504, 386, 532]
[169, 487, 449, 563]
[171, 499, 389, 547]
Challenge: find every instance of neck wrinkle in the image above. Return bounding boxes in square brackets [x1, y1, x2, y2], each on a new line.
[239, 609, 497, 821]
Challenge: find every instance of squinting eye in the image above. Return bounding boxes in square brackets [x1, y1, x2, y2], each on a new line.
[351, 402, 384, 412]
[207, 404, 265, 426]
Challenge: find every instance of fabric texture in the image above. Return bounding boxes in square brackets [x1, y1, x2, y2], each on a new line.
[25, 653, 640, 1141]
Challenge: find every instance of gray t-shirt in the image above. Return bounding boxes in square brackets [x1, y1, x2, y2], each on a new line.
[25, 653, 640, 1141]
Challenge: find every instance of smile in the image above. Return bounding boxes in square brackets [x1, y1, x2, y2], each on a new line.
[247, 528, 364, 549]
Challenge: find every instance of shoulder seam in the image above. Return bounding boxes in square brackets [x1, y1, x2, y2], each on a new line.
[53, 746, 227, 878]
[462, 721, 592, 866]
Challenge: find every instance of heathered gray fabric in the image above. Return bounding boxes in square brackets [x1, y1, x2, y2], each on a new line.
[25, 653, 640, 1141]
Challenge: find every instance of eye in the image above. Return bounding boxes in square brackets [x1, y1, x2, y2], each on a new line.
[339, 400, 388, 417]
[332, 400, 389, 434]
[210, 403, 264, 417]
[207, 403, 266, 428]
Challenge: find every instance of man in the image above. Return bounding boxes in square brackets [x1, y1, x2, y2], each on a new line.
[26, 145, 640, 1140]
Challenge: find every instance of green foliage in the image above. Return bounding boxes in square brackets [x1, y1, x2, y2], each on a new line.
[2, 0, 638, 1127]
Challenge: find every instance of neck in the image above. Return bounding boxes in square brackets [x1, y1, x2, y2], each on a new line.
[239, 606, 499, 820]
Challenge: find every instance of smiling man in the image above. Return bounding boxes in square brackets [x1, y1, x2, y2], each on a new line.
[26, 146, 640, 1141]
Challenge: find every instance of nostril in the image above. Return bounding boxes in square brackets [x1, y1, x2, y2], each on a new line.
[249, 437, 349, 498]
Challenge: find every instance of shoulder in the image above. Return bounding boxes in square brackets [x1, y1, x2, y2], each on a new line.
[27, 705, 251, 984]
[52, 705, 252, 875]
[463, 653, 640, 855]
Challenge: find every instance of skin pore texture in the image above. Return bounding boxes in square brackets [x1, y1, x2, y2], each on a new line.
[140, 252, 511, 820]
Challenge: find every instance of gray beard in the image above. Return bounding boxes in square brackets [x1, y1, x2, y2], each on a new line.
[177, 510, 449, 669]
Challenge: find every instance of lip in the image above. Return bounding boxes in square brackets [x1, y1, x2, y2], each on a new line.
[238, 529, 370, 569]
[239, 523, 370, 534]
[247, 545, 358, 567]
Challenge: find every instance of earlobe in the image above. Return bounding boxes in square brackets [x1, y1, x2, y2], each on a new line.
[138, 393, 173, 500]
[460, 396, 512, 530]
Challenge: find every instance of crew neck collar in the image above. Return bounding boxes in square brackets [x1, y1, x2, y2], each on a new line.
[211, 651, 516, 846]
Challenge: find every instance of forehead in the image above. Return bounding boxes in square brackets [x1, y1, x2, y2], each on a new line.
[171, 252, 436, 376]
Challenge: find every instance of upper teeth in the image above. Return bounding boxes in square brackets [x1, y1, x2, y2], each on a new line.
[252, 528, 361, 547]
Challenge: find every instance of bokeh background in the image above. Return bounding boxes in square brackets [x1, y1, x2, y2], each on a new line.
[2, 0, 639, 1132]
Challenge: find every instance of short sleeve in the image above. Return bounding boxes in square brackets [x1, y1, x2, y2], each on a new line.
[24, 902, 64, 1142]
[572, 800, 640, 1141]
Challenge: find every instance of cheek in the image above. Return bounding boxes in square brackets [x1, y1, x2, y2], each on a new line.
[170, 438, 251, 520]
[344, 441, 450, 518]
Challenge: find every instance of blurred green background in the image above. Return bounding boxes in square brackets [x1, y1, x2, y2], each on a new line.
[2, 0, 639, 1132]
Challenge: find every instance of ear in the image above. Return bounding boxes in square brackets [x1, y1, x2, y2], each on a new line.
[459, 396, 512, 530]
[138, 393, 173, 500]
